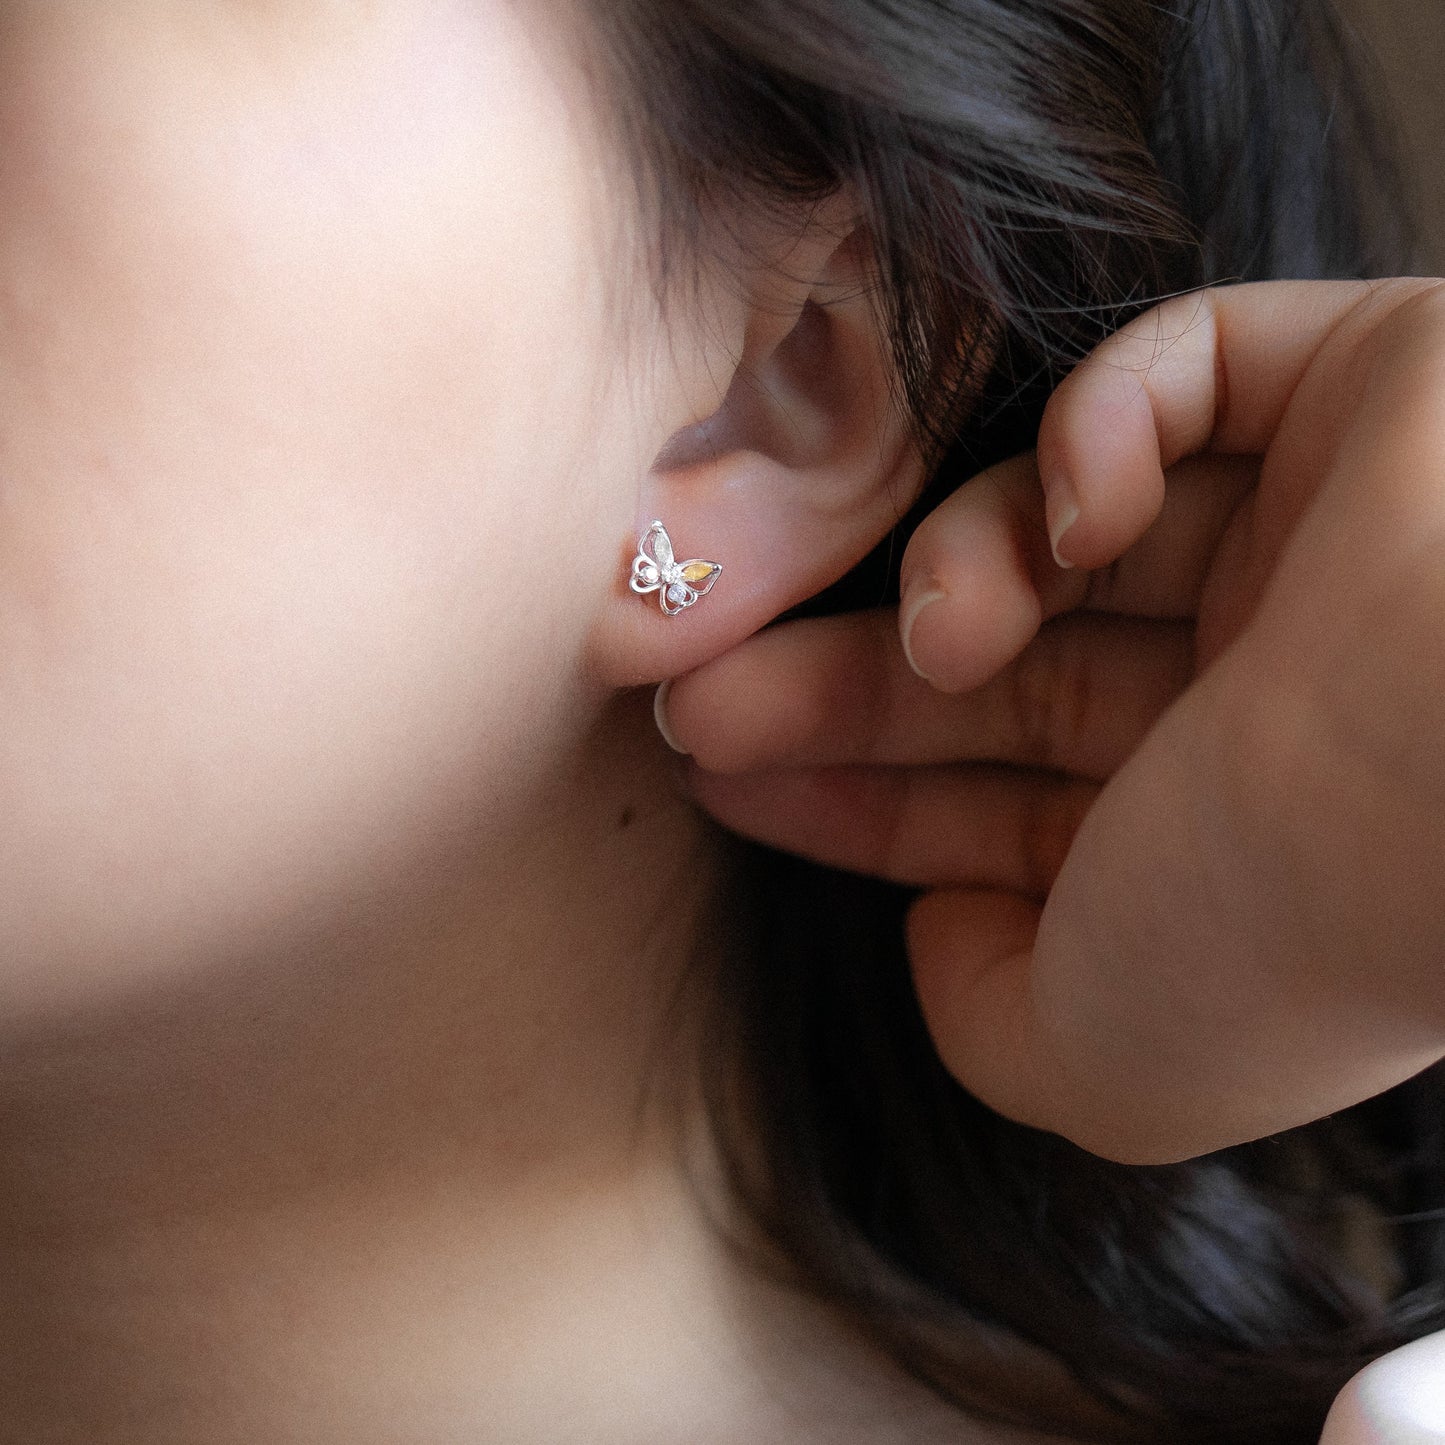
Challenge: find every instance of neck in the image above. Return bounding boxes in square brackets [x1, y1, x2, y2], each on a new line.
[0, 689, 1074, 1445]
[0, 685, 773, 1438]
[1, 687, 728, 1226]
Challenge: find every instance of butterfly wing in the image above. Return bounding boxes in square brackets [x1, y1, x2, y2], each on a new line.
[629, 554, 661, 594]
[677, 560, 722, 597]
[641, 521, 673, 571]
[660, 583, 694, 616]
[659, 560, 722, 615]
[629, 521, 672, 594]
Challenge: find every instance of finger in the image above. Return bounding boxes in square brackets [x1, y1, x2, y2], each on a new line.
[899, 448, 1257, 693]
[909, 653, 1445, 1164]
[692, 608, 1192, 779]
[909, 880, 1445, 1165]
[1035, 278, 1443, 569]
[896, 450, 1054, 694]
[682, 760, 1099, 895]
[667, 607, 1192, 782]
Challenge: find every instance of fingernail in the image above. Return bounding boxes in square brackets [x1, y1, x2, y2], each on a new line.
[1041, 462, 1079, 569]
[1049, 502, 1079, 570]
[653, 679, 689, 754]
[900, 583, 947, 684]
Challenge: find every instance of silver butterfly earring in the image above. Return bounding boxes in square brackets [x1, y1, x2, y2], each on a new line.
[629, 520, 722, 616]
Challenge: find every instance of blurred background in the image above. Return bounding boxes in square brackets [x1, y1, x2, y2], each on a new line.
[1343, 0, 1445, 270]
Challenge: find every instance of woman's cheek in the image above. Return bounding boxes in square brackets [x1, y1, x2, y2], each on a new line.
[0, 0, 626, 1021]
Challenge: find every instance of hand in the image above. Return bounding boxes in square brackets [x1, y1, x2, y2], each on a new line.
[661, 277, 1445, 1164]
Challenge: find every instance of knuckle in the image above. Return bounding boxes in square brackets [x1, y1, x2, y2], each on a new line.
[1362, 280, 1445, 391]
[1098, 286, 1218, 374]
[1007, 623, 1093, 771]
[1313, 279, 1445, 393]
[1007, 638, 1052, 767]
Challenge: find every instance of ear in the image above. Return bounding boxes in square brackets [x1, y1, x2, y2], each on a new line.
[584, 195, 932, 690]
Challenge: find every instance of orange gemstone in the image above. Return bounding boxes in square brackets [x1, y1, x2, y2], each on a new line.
[681, 562, 716, 583]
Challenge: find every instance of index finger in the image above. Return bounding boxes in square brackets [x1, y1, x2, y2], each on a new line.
[1033, 277, 1443, 569]
[898, 279, 1416, 693]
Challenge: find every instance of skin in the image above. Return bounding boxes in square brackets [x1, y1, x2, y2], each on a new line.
[2, 2, 1429, 1438]
[670, 277, 1445, 1170]
[0, 3, 1019, 1441]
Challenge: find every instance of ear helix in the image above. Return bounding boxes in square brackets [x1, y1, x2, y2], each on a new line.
[628, 519, 722, 617]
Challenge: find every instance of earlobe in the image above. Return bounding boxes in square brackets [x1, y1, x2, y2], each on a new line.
[585, 202, 932, 693]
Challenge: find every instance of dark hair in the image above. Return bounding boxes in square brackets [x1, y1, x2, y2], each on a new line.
[588, 2, 1445, 1440]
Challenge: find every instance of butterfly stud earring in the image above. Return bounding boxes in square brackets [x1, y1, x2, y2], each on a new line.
[629, 520, 722, 616]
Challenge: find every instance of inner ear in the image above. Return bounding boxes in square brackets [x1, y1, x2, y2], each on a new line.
[652, 288, 886, 479]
